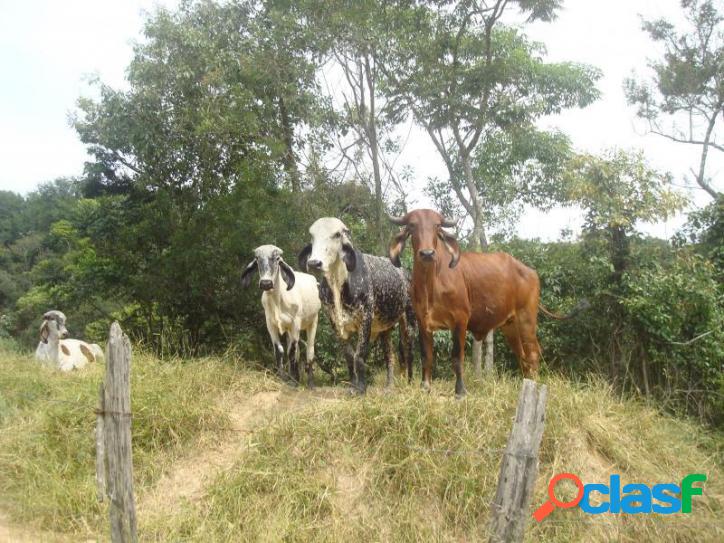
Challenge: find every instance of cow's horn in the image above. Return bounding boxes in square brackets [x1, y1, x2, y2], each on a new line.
[441, 217, 457, 228]
[388, 213, 406, 226]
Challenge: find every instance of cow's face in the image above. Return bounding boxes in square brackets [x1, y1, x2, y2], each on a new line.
[241, 245, 295, 291]
[388, 209, 460, 269]
[40, 310, 68, 342]
[299, 217, 356, 273]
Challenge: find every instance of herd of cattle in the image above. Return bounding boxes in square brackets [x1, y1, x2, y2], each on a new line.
[37, 208, 582, 397]
[241, 209, 581, 397]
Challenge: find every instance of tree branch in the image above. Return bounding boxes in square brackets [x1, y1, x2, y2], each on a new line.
[649, 129, 724, 153]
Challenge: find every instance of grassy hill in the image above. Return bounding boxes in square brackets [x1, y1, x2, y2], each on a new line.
[0, 344, 721, 542]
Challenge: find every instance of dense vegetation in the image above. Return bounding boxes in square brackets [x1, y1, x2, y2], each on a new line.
[0, 0, 722, 426]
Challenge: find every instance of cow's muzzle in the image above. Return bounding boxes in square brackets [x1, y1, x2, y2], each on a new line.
[419, 249, 436, 261]
[259, 279, 274, 291]
[307, 259, 323, 271]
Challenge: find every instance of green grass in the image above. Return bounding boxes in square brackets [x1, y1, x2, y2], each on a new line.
[0, 347, 722, 542]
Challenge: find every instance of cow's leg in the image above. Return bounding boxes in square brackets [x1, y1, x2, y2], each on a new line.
[504, 315, 540, 378]
[419, 328, 434, 392]
[266, 318, 285, 379]
[286, 330, 301, 385]
[353, 312, 373, 394]
[380, 330, 394, 390]
[518, 314, 542, 379]
[501, 320, 525, 362]
[399, 310, 415, 383]
[305, 316, 318, 389]
[452, 324, 467, 398]
[344, 343, 356, 388]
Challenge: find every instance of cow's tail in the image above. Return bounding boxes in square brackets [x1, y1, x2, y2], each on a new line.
[539, 299, 591, 320]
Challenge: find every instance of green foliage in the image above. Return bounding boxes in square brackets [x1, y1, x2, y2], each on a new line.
[622, 251, 724, 424]
[0, 0, 720, 432]
[624, 0, 723, 199]
[565, 150, 687, 232]
[383, 0, 601, 243]
[492, 235, 723, 425]
[674, 196, 724, 275]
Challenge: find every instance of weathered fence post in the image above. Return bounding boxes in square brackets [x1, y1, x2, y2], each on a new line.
[488, 378, 548, 543]
[95, 322, 137, 543]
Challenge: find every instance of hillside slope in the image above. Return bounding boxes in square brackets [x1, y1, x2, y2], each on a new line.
[0, 350, 721, 542]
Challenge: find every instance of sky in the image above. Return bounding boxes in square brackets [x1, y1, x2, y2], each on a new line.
[0, 0, 721, 241]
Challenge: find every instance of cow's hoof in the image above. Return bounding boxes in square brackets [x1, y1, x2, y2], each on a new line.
[421, 381, 431, 393]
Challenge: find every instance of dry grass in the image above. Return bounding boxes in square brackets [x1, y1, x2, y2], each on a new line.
[0, 347, 722, 542]
[147, 375, 724, 543]
[0, 350, 248, 537]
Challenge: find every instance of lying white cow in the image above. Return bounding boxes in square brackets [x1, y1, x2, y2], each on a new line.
[35, 310, 103, 371]
[242, 245, 321, 387]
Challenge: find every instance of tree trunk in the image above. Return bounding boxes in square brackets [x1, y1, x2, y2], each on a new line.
[278, 96, 300, 193]
[472, 340, 483, 378]
[693, 111, 721, 200]
[465, 154, 491, 376]
[484, 331, 494, 373]
[363, 53, 386, 253]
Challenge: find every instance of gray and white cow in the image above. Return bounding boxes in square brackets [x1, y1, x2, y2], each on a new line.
[242, 245, 321, 387]
[298, 218, 414, 393]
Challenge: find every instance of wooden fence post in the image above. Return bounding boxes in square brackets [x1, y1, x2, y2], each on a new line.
[96, 322, 137, 543]
[488, 378, 548, 543]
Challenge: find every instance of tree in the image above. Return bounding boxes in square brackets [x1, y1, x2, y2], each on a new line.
[383, 0, 600, 374]
[385, 0, 600, 246]
[674, 195, 724, 275]
[564, 149, 687, 384]
[287, 0, 413, 252]
[70, 0, 328, 352]
[625, 0, 723, 200]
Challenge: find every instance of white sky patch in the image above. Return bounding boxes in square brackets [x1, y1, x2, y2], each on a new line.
[0, 0, 720, 242]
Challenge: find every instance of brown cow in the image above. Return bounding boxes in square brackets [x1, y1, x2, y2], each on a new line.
[389, 209, 573, 397]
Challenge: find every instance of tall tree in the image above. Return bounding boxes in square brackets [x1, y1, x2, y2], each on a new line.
[71, 0, 326, 351]
[625, 0, 723, 200]
[290, 0, 412, 251]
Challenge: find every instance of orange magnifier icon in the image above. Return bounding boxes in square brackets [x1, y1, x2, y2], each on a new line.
[533, 473, 584, 522]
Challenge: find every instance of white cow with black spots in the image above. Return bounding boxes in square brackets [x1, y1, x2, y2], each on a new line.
[298, 218, 415, 393]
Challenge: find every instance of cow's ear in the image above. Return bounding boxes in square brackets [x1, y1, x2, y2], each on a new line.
[241, 259, 258, 287]
[39, 320, 49, 344]
[438, 230, 461, 268]
[341, 243, 357, 272]
[279, 259, 296, 291]
[298, 244, 312, 271]
[389, 228, 409, 268]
